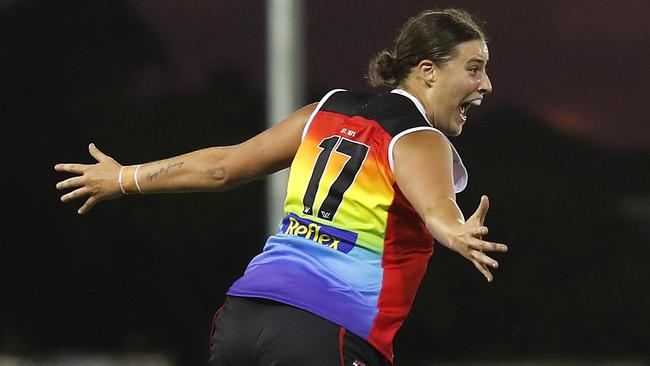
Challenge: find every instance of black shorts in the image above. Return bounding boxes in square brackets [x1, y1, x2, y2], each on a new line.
[208, 296, 391, 366]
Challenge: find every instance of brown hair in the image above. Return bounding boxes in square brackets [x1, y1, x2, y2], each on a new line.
[366, 8, 486, 88]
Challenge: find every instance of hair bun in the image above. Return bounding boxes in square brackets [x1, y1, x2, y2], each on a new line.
[377, 51, 397, 78]
[367, 49, 399, 87]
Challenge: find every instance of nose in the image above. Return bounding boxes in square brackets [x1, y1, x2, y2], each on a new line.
[479, 73, 493, 95]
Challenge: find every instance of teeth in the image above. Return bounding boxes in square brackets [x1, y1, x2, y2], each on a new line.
[459, 99, 482, 122]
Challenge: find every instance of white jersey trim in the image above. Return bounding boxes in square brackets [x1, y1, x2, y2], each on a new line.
[390, 89, 433, 127]
[301, 88, 347, 140]
[388, 126, 436, 172]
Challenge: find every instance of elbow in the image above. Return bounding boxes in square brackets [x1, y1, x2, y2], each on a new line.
[203, 145, 256, 191]
[202, 146, 246, 191]
[206, 161, 246, 191]
[206, 166, 229, 191]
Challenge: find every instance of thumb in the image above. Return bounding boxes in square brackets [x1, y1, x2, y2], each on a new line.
[88, 143, 109, 163]
[469, 195, 490, 225]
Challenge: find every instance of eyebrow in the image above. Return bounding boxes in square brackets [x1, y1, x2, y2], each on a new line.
[466, 57, 487, 64]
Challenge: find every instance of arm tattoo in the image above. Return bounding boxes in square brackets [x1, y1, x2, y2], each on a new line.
[146, 161, 185, 182]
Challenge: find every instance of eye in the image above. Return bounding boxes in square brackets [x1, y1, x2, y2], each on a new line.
[468, 66, 479, 75]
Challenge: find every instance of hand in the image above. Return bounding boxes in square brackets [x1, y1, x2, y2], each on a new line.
[55, 143, 123, 214]
[449, 195, 508, 282]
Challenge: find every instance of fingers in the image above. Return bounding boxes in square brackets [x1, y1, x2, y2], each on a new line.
[472, 260, 493, 282]
[56, 144, 112, 215]
[469, 238, 508, 253]
[56, 176, 85, 191]
[466, 237, 507, 283]
[77, 196, 98, 215]
[60, 186, 91, 203]
[54, 143, 117, 174]
[471, 226, 488, 238]
[470, 249, 500, 270]
[54, 163, 89, 175]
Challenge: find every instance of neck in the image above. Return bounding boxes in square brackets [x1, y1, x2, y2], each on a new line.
[397, 81, 434, 124]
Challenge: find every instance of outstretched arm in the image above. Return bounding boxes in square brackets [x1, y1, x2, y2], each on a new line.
[55, 103, 317, 214]
[392, 130, 508, 282]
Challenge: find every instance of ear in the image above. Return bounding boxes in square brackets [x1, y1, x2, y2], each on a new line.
[416, 59, 437, 85]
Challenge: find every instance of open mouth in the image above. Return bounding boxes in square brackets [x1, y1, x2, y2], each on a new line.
[459, 98, 482, 122]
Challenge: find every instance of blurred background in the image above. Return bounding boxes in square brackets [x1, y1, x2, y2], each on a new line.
[2, 0, 649, 365]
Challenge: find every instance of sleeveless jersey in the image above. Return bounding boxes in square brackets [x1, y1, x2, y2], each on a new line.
[227, 88, 468, 362]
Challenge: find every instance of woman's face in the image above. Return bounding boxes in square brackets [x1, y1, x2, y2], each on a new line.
[427, 40, 492, 136]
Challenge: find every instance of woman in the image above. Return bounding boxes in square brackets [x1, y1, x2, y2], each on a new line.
[55, 8, 507, 366]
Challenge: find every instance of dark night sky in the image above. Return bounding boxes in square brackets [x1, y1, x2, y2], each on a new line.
[124, 0, 649, 151]
[1, 0, 649, 149]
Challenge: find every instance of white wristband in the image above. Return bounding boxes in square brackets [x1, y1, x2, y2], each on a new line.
[134, 164, 144, 194]
[118, 166, 126, 194]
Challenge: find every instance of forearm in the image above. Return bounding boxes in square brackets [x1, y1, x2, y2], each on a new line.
[422, 197, 466, 252]
[119, 146, 240, 194]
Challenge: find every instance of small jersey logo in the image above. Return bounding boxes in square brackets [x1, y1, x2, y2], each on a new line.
[340, 128, 357, 137]
[281, 213, 357, 253]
